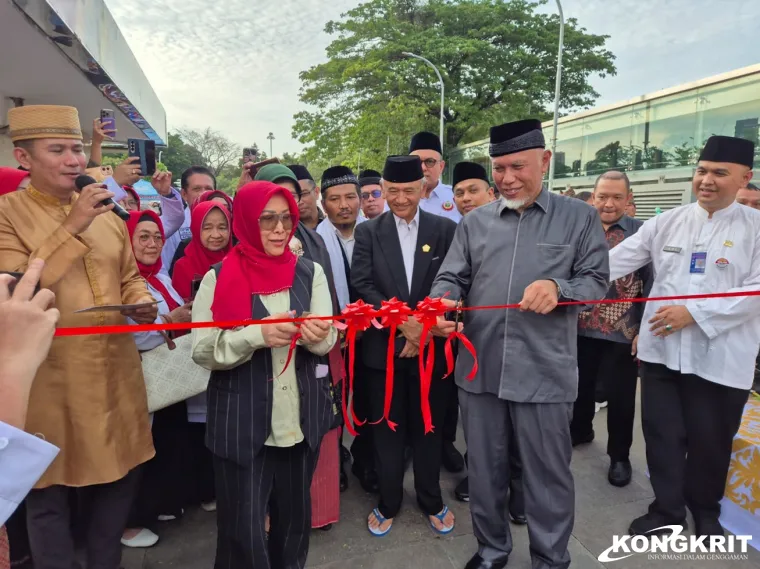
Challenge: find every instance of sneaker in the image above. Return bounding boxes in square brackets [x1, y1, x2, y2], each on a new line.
[201, 501, 217, 512]
[595, 401, 608, 413]
[121, 528, 159, 548]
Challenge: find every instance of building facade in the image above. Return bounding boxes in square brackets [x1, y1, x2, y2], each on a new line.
[449, 64, 760, 219]
[1, 0, 166, 165]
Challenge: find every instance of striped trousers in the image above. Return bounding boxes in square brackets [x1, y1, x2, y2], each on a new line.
[213, 442, 318, 569]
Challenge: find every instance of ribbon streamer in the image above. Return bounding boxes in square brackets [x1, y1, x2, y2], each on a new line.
[444, 332, 479, 381]
[278, 333, 301, 378]
[414, 296, 450, 434]
[369, 298, 412, 430]
[334, 300, 376, 436]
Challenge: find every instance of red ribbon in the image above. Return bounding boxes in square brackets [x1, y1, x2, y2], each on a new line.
[369, 298, 413, 430]
[277, 332, 302, 378]
[53, 290, 760, 338]
[335, 300, 376, 436]
[414, 296, 450, 434]
[444, 332, 479, 381]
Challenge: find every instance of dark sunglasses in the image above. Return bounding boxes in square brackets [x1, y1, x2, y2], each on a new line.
[258, 212, 294, 231]
[361, 190, 382, 200]
[422, 158, 440, 168]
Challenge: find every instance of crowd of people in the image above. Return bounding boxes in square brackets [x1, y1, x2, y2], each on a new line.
[0, 103, 758, 569]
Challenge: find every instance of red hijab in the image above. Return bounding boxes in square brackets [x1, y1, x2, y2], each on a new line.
[123, 186, 141, 210]
[211, 181, 300, 322]
[172, 202, 232, 301]
[126, 210, 179, 311]
[0, 167, 29, 196]
[192, 190, 234, 212]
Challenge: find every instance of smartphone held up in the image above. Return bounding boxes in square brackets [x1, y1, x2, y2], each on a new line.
[128, 138, 157, 177]
[100, 109, 116, 133]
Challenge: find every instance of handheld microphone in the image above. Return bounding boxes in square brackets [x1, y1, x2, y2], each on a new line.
[74, 175, 130, 221]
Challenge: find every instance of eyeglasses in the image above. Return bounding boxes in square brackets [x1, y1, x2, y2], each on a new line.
[421, 158, 440, 168]
[361, 190, 382, 200]
[137, 234, 163, 245]
[288, 191, 304, 203]
[259, 212, 294, 231]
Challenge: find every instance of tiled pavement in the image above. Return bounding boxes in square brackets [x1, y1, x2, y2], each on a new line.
[122, 395, 760, 569]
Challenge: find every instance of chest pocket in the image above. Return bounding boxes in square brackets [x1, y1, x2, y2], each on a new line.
[537, 243, 574, 278]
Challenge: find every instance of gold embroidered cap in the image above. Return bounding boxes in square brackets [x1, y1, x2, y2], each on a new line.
[8, 105, 82, 142]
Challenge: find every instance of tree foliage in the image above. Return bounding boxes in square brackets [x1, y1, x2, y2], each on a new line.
[176, 127, 241, 176]
[161, 132, 206, 177]
[294, 0, 616, 168]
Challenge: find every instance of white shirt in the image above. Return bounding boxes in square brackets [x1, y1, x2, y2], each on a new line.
[609, 201, 760, 389]
[419, 181, 461, 223]
[316, 216, 368, 309]
[339, 232, 356, 264]
[394, 208, 420, 291]
[128, 272, 184, 352]
[0, 421, 59, 524]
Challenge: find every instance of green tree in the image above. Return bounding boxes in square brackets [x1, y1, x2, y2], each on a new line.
[294, 0, 616, 163]
[162, 132, 206, 177]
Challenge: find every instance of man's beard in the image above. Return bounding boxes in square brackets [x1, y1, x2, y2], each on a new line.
[502, 197, 529, 210]
[336, 220, 356, 231]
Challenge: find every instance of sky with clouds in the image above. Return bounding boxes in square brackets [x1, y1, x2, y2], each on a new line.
[104, 0, 760, 155]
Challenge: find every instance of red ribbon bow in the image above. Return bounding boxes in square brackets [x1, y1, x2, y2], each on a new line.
[414, 296, 450, 434]
[335, 300, 377, 436]
[369, 298, 413, 431]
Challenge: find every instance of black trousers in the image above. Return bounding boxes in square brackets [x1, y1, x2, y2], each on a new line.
[640, 362, 748, 524]
[26, 469, 140, 569]
[187, 421, 216, 505]
[571, 336, 638, 461]
[127, 403, 191, 528]
[349, 341, 375, 471]
[6, 500, 31, 565]
[367, 357, 453, 519]
[213, 442, 318, 569]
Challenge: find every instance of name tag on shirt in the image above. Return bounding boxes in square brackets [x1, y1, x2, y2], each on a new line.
[690, 251, 707, 274]
[663, 245, 682, 253]
[179, 227, 192, 241]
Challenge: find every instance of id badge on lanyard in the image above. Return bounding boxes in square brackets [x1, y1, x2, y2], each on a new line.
[690, 248, 707, 274]
[689, 251, 707, 275]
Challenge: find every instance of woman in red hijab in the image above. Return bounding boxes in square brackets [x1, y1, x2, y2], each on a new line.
[170, 201, 232, 515]
[191, 181, 336, 569]
[121, 211, 193, 549]
[172, 201, 232, 301]
[192, 189, 234, 212]
[120, 186, 141, 211]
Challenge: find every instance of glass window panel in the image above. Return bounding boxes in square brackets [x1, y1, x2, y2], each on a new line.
[640, 91, 700, 170]
[554, 121, 585, 179]
[579, 107, 636, 176]
[697, 75, 760, 167]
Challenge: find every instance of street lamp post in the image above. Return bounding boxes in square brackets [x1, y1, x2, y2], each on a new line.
[267, 132, 275, 158]
[547, 0, 565, 192]
[402, 52, 445, 152]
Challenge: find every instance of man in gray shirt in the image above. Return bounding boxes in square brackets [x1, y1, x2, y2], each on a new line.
[430, 119, 609, 569]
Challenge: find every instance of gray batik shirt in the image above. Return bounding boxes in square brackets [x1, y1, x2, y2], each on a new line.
[430, 188, 610, 403]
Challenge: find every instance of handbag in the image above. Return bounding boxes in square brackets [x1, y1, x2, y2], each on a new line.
[141, 334, 211, 413]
